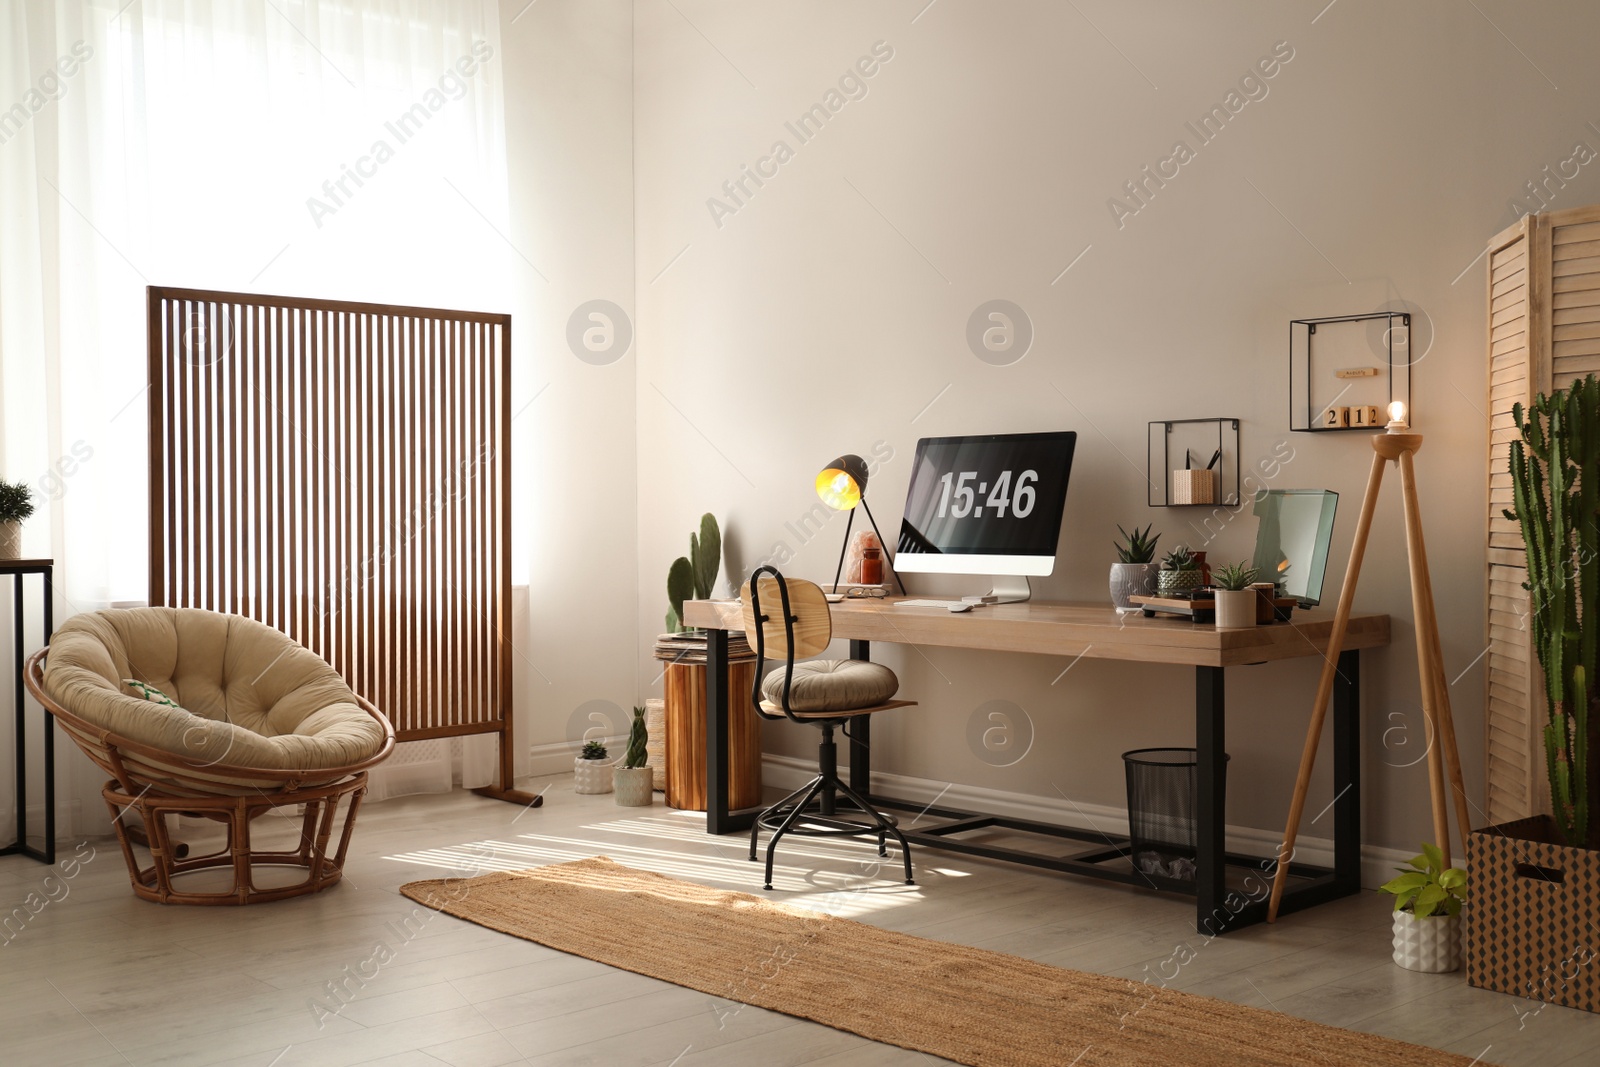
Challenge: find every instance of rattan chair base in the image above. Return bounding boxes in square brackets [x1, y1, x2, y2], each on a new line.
[103, 775, 368, 906]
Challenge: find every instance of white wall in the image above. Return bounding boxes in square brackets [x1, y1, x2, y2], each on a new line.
[499, 1, 639, 767]
[624, 0, 1600, 853]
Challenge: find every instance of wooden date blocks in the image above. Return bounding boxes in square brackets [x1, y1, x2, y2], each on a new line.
[1320, 405, 1381, 429]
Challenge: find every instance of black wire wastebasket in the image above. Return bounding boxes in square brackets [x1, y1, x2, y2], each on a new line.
[1122, 747, 1228, 881]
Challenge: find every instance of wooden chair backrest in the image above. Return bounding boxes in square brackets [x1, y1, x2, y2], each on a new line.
[739, 574, 832, 661]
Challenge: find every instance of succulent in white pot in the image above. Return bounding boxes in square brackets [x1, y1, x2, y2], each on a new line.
[1380, 843, 1466, 973]
[1109, 523, 1161, 612]
[1211, 561, 1259, 628]
[0, 480, 34, 561]
[574, 740, 614, 795]
[614, 706, 654, 807]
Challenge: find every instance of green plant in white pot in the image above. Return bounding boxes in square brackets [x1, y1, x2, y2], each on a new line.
[1211, 561, 1258, 628]
[0, 480, 34, 561]
[1109, 523, 1160, 612]
[1380, 843, 1466, 973]
[574, 740, 613, 795]
[614, 706, 653, 807]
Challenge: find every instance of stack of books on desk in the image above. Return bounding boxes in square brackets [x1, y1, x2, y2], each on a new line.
[652, 629, 756, 665]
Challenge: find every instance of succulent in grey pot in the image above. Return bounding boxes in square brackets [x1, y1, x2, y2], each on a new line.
[1109, 523, 1160, 612]
[614, 706, 654, 807]
[1156, 546, 1203, 596]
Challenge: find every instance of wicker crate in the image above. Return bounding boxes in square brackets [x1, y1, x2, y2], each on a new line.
[1467, 816, 1600, 1013]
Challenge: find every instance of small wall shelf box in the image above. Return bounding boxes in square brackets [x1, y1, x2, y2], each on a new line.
[1290, 312, 1411, 433]
[1147, 418, 1240, 508]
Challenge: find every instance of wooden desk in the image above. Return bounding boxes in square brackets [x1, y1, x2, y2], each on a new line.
[683, 596, 1390, 935]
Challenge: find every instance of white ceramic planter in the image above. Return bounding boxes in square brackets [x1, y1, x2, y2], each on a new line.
[614, 766, 654, 807]
[1213, 589, 1257, 628]
[1392, 910, 1461, 973]
[0, 521, 20, 561]
[1109, 563, 1158, 612]
[574, 757, 614, 795]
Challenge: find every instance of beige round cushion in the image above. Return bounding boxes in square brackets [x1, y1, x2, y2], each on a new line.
[43, 608, 388, 789]
[761, 659, 899, 713]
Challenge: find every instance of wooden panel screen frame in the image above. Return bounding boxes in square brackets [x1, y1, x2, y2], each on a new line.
[146, 286, 537, 808]
[1481, 203, 1600, 826]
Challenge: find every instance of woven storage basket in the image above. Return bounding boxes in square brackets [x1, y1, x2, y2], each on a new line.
[1467, 815, 1600, 1012]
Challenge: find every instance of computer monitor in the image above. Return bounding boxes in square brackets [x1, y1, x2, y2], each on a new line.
[894, 431, 1077, 603]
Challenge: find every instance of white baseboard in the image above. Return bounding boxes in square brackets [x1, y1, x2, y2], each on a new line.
[762, 754, 1408, 890]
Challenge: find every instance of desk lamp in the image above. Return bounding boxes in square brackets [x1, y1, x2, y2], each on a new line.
[1268, 399, 1470, 921]
[816, 454, 905, 595]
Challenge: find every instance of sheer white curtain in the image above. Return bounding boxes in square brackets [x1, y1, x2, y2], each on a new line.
[0, 0, 513, 836]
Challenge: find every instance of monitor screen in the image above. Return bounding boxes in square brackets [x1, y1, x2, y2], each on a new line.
[895, 431, 1077, 576]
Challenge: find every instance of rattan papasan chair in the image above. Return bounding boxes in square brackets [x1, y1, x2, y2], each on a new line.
[24, 607, 394, 905]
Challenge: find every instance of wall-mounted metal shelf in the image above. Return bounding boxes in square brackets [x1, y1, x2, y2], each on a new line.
[1147, 418, 1240, 508]
[1290, 312, 1411, 432]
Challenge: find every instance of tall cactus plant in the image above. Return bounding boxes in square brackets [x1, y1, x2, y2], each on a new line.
[666, 513, 721, 632]
[1506, 374, 1600, 848]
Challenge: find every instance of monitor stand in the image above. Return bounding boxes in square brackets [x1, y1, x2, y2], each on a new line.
[980, 575, 1032, 605]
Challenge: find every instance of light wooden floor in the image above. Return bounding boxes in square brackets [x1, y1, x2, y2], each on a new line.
[1, 779, 1594, 1067]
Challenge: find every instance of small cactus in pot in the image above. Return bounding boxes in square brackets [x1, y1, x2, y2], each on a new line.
[1157, 546, 1203, 596]
[614, 706, 654, 807]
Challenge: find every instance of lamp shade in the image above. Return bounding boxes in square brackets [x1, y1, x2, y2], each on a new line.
[816, 454, 869, 510]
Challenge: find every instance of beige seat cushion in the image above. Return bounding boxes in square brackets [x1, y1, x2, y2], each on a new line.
[761, 659, 899, 713]
[43, 608, 386, 786]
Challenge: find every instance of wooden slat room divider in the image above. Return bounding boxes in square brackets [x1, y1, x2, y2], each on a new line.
[146, 286, 537, 808]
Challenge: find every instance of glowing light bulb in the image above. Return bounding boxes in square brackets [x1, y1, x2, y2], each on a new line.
[1385, 400, 1409, 432]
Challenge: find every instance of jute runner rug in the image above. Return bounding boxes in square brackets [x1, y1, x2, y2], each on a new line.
[401, 857, 1490, 1067]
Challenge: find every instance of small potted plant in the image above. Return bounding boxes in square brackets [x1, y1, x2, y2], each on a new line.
[574, 739, 614, 795]
[614, 707, 653, 807]
[0, 480, 34, 561]
[1156, 546, 1203, 597]
[1109, 523, 1160, 612]
[1211, 561, 1258, 628]
[1380, 843, 1466, 973]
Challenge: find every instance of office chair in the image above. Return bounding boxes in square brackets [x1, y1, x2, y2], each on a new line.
[740, 566, 917, 890]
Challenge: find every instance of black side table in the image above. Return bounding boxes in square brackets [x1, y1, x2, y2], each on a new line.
[1, 559, 54, 865]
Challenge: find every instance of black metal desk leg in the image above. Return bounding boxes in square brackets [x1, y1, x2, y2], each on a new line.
[1196, 665, 1227, 935]
[41, 566, 54, 866]
[11, 574, 24, 858]
[1332, 649, 1361, 892]
[704, 627, 732, 835]
[848, 640, 871, 796]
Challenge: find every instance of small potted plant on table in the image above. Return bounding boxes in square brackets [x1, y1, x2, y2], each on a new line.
[1157, 546, 1203, 596]
[0, 480, 34, 560]
[1110, 523, 1160, 612]
[1211, 561, 1258, 628]
[1381, 843, 1466, 973]
[614, 707, 654, 807]
[574, 740, 613, 795]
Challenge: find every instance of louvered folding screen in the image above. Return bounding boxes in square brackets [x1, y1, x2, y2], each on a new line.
[146, 286, 531, 804]
[1482, 204, 1600, 824]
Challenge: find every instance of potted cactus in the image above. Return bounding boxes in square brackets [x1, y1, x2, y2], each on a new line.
[1380, 843, 1466, 973]
[1109, 523, 1160, 612]
[0, 480, 34, 561]
[1469, 374, 1600, 1011]
[1211, 561, 1258, 628]
[574, 740, 613, 795]
[667, 513, 720, 632]
[614, 706, 654, 807]
[1156, 546, 1203, 596]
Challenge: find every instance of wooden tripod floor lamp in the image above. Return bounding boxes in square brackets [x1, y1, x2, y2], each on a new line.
[1268, 401, 1473, 922]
